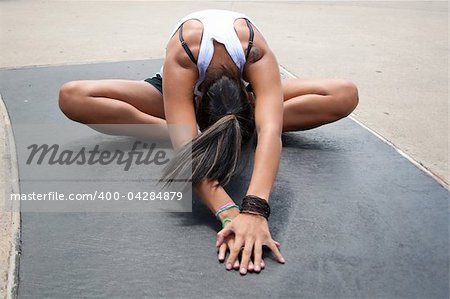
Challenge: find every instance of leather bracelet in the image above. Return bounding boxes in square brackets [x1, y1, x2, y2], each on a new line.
[239, 195, 270, 220]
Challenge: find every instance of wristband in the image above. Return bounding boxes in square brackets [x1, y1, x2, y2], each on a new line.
[239, 195, 270, 220]
[221, 217, 232, 229]
[215, 203, 239, 219]
[215, 202, 235, 213]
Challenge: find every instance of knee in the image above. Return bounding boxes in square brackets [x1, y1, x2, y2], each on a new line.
[333, 80, 359, 118]
[58, 81, 87, 122]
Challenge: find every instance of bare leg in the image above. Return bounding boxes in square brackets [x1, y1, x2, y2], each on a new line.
[58, 79, 167, 138]
[282, 78, 359, 132]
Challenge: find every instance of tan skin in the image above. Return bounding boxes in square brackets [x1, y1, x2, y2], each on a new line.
[164, 19, 285, 275]
[58, 17, 359, 276]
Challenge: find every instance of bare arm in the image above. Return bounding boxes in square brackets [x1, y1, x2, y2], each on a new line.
[245, 49, 284, 201]
[162, 50, 198, 150]
[163, 38, 239, 219]
[216, 40, 285, 275]
[194, 181, 240, 221]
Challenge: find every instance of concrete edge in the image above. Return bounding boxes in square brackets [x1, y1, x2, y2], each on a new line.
[278, 65, 449, 191]
[0, 94, 21, 299]
[0, 57, 162, 71]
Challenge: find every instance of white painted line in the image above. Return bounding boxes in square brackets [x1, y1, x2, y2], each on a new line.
[278, 65, 449, 190]
[348, 115, 449, 189]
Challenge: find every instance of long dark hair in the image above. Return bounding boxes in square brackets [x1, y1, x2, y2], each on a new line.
[160, 68, 255, 187]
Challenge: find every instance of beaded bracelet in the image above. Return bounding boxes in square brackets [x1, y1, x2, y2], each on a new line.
[239, 195, 271, 220]
[215, 203, 239, 219]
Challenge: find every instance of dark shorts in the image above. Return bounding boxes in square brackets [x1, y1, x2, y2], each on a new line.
[144, 74, 163, 95]
[143, 73, 254, 96]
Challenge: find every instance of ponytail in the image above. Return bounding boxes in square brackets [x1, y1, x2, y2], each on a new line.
[160, 114, 244, 187]
[160, 69, 255, 188]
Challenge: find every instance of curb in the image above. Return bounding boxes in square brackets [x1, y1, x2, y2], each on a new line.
[0, 94, 21, 299]
[278, 65, 449, 191]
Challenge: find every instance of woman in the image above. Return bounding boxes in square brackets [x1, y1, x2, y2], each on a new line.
[58, 9, 359, 275]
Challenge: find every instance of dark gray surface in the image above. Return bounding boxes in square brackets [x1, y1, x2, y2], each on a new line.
[1, 60, 448, 298]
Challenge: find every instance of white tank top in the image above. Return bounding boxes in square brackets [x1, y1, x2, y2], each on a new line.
[161, 9, 258, 97]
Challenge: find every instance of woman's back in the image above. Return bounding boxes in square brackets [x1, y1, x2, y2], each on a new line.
[163, 9, 260, 96]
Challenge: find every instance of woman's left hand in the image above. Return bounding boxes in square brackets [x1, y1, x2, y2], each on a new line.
[216, 213, 284, 275]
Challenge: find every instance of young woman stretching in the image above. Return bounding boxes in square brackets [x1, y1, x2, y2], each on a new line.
[58, 9, 359, 275]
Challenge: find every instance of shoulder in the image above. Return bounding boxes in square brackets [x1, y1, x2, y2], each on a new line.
[234, 19, 268, 65]
[234, 19, 275, 81]
[165, 19, 203, 69]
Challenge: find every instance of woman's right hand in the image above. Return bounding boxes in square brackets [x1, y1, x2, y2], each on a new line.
[218, 225, 267, 273]
[217, 213, 284, 275]
[216, 209, 280, 273]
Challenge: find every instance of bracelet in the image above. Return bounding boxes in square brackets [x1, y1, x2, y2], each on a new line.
[221, 217, 232, 229]
[239, 195, 270, 220]
[216, 202, 235, 213]
[215, 203, 239, 219]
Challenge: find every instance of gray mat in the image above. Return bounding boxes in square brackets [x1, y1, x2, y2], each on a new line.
[1, 60, 448, 298]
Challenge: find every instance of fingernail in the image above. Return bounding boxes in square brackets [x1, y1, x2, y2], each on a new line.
[255, 266, 261, 272]
[218, 255, 224, 261]
[240, 267, 247, 275]
[226, 263, 232, 270]
[281, 257, 286, 263]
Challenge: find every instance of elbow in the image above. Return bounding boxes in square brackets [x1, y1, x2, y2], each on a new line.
[256, 125, 282, 147]
[256, 123, 282, 138]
